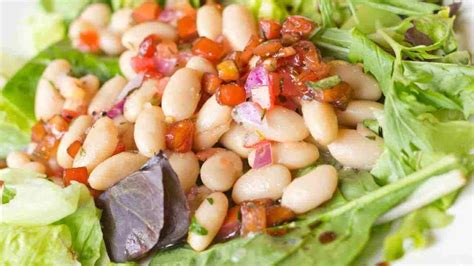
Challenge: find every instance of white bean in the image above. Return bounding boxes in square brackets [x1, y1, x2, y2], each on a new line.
[42, 59, 71, 83]
[124, 79, 159, 122]
[56, 76, 85, 101]
[119, 50, 137, 80]
[188, 192, 228, 251]
[88, 151, 148, 190]
[6, 151, 30, 168]
[168, 151, 200, 193]
[23, 162, 46, 174]
[329, 60, 382, 101]
[134, 105, 166, 157]
[68, 19, 96, 40]
[248, 141, 319, 170]
[301, 100, 338, 146]
[327, 128, 384, 170]
[109, 8, 134, 34]
[219, 122, 253, 158]
[222, 4, 257, 51]
[161, 68, 201, 121]
[197, 5, 222, 41]
[73, 117, 119, 172]
[80, 74, 100, 105]
[186, 56, 217, 76]
[35, 78, 65, 121]
[99, 30, 125, 55]
[113, 115, 137, 150]
[88, 76, 128, 115]
[336, 100, 383, 127]
[232, 164, 291, 203]
[282, 164, 338, 214]
[122, 22, 178, 51]
[194, 95, 232, 151]
[201, 150, 243, 192]
[57, 115, 94, 169]
[242, 106, 309, 142]
[80, 3, 111, 28]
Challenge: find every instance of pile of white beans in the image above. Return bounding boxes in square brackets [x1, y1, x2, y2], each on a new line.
[5, 3, 387, 252]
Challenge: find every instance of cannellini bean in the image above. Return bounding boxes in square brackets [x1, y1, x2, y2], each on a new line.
[35, 78, 65, 121]
[119, 50, 137, 80]
[73, 117, 119, 172]
[134, 105, 166, 157]
[282, 165, 338, 214]
[197, 5, 222, 41]
[113, 115, 137, 150]
[80, 3, 111, 28]
[109, 8, 134, 34]
[88, 76, 128, 115]
[201, 150, 243, 192]
[327, 128, 384, 170]
[194, 95, 232, 150]
[329, 60, 382, 101]
[222, 4, 257, 51]
[242, 106, 309, 142]
[336, 100, 383, 127]
[68, 19, 96, 40]
[124, 79, 159, 122]
[6, 151, 30, 168]
[301, 100, 338, 146]
[168, 151, 200, 193]
[23, 162, 46, 174]
[122, 22, 178, 51]
[99, 30, 125, 55]
[248, 141, 319, 170]
[219, 122, 253, 158]
[186, 56, 217, 75]
[80, 74, 100, 104]
[161, 68, 201, 121]
[88, 152, 148, 190]
[188, 192, 228, 251]
[232, 164, 291, 203]
[57, 115, 94, 168]
[42, 59, 71, 83]
[56, 76, 85, 101]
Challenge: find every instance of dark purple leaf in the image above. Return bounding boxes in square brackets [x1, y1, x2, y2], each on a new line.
[96, 152, 190, 262]
[448, 2, 462, 17]
[405, 26, 433, 46]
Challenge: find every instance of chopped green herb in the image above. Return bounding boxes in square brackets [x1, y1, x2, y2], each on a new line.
[365, 135, 376, 141]
[306, 75, 342, 90]
[2, 186, 16, 204]
[206, 198, 214, 205]
[189, 217, 208, 236]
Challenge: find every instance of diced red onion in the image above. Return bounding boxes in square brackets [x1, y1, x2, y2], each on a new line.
[232, 102, 264, 127]
[243, 131, 265, 148]
[251, 86, 273, 109]
[252, 141, 273, 169]
[106, 99, 125, 119]
[158, 9, 180, 23]
[245, 66, 270, 97]
[154, 56, 177, 76]
[116, 72, 145, 101]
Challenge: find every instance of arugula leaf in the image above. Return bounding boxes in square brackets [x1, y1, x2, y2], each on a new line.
[1, 186, 16, 204]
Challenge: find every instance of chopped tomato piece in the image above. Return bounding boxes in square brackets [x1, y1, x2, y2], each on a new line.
[61, 109, 81, 123]
[275, 46, 296, 58]
[216, 83, 246, 106]
[314, 81, 353, 110]
[63, 167, 89, 186]
[281, 16, 315, 38]
[241, 35, 261, 63]
[177, 14, 197, 41]
[259, 19, 281, 40]
[240, 199, 272, 236]
[33, 135, 59, 161]
[47, 115, 69, 138]
[202, 73, 222, 94]
[279, 67, 304, 97]
[292, 40, 327, 73]
[138, 34, 160, 57]
[132, 1, 161, 23]
[217, 60, 240, 81]
[79, 30, 100, 53]
[131, 55, 156, 73]
[192, 37, 224, 62]
[266, 205, 295, 227]
[165, 119, 195, 152]
[31, 121, 47, 142]
[113, 142, 126, 155]
[252, 40, 283, 57]
[215, 206, 241, 242]
[67, 140, 82, 158]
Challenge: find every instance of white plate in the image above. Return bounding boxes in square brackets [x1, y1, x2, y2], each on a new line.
[0, 0, 472, 265]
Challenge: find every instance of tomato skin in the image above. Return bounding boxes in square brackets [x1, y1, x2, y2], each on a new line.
[31, 122, 47, 143]
[215, 206, 241, 242]
[314, 81, 353, 110]
[192, 37, 224, 62]
[78, 30, 100, 52]
[61, 109, 81, 123]
[63, 167, 89, 186]
[253, 40, 283, 58]
[132, 1, 161, 23]
[259, 19, 281, 40]
[202, 73, 222, 95]
[138, 35, 159, 57]
[67, 140, 82, 158]
[281, 16, 315, 38]
[177, 14, 197, 41]
[217, 60, 240, 82]
[216, 83, 247, 106]
[165, 119, 195, 153]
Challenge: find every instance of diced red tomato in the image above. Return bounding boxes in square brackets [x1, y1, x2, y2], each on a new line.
[132, 1, 161, 23]
[241, 35, 261, 63]
[215, 206, 241, 242]
[63, 167, 89, 186]
[281, 16, 315, 38]
[78, 30, 100, 53]
[216, 83, 247, 106]
[131, 55, 156, 73]
[61, 109, 81, 123]
[177, 14, 197, 41]
[202, 73, 222, 94]
[165, 119, 195, 152]
[192, 37, 225, 62]
[240, 199, 272, 236]
[266, 205, 295, 227]
[47, 115, 69, 138]
[31, 122, 47, 143]
[278, 67, 303, 97]
[138, 34, 160, 57]
[314, 81, 353, 110]
[67, 140, 82, 158]
[32, 134, 59, 161]
[217, 60, 240, 82]
[253, 40, 283, 57]
[259, 19, 281, 40]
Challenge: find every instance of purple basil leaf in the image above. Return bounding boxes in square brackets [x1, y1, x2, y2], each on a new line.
[448, 2, 462, 17]
[405, 26, 433, 46]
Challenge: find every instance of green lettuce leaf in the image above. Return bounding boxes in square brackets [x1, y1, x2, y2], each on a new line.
[233, 0, 289, 21]
[25, 11, 66, 54]
[40, 0, 112, 22]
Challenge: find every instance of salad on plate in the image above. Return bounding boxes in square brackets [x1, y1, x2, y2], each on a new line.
[0, 0, 472, 265]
